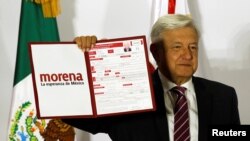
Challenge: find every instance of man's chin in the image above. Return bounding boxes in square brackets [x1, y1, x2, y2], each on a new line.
[176, 71, 194, 78]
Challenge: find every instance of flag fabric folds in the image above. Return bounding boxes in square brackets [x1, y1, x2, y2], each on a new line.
[168, 0, 190, 14]
[152, 0, 190, 21]
[34, 0, 61, 18]
[175, 0, 190, 15]
[8, 1, 75, 140]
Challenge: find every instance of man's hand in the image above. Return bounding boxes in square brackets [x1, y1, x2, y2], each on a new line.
[74, 35, 97, 52]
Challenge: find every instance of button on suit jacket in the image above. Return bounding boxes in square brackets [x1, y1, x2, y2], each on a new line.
[62, 70, 240, 141]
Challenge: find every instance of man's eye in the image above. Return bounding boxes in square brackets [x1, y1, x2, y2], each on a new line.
[173, 45, 181, 48]
[191, 46, 197, 50]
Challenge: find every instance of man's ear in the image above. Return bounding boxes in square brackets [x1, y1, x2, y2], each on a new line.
[150, 41, 163, 64]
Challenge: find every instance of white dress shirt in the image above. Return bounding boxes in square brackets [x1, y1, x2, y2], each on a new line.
[158, 70, 199, 141]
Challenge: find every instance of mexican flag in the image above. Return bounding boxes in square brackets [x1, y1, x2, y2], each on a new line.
[8, 0, 75, 140]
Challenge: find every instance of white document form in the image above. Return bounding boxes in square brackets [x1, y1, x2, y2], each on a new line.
[89, 37, 154, 115]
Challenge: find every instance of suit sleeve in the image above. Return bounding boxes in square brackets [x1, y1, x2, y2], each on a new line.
[230, 88, 241, 124]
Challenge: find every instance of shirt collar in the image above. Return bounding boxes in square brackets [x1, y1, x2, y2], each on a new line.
[158, 70, 194, 93]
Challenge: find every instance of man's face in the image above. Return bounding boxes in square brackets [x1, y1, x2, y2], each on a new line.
[157, 27, 198, 84]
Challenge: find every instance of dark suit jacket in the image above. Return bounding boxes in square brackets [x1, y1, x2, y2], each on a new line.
[62, 70, 240, 141]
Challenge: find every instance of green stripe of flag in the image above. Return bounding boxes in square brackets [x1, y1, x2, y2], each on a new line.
[14, 0, 60, 85]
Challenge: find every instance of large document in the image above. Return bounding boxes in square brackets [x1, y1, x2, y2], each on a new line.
[29, 35, 155, 119]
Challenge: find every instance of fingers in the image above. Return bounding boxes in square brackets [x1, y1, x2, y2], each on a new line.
[81, 36, 87, 51]
[74, 36, 82, 47]
[74, 35, 97, 52]
[90, 36, 97, 50]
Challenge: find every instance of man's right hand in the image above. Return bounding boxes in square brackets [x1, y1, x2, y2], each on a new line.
[74, 35, 97, 52]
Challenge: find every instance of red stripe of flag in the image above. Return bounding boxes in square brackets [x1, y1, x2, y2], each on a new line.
[168, 0, 176, 14]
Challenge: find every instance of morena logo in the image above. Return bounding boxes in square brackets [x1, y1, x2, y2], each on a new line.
[40, 73, 83, 82]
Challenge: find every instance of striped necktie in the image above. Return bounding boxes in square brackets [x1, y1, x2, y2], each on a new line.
[171, 86, 190, 141]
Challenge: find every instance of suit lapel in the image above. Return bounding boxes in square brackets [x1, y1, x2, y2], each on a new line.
[192, 77, 212, 141]
[152, 71, 170, 141]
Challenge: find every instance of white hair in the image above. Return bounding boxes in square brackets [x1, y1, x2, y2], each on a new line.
[150, 14, 199, 43]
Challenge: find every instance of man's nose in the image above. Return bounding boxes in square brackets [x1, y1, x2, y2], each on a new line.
[182, 47, 192, 59]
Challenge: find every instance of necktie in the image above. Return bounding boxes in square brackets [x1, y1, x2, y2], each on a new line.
[171, 86, 190, 141]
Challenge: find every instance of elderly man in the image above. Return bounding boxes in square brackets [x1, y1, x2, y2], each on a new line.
[62, 14, 240, 141]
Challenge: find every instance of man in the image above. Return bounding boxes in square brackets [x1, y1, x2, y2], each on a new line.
[62, 14, 240, 141]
